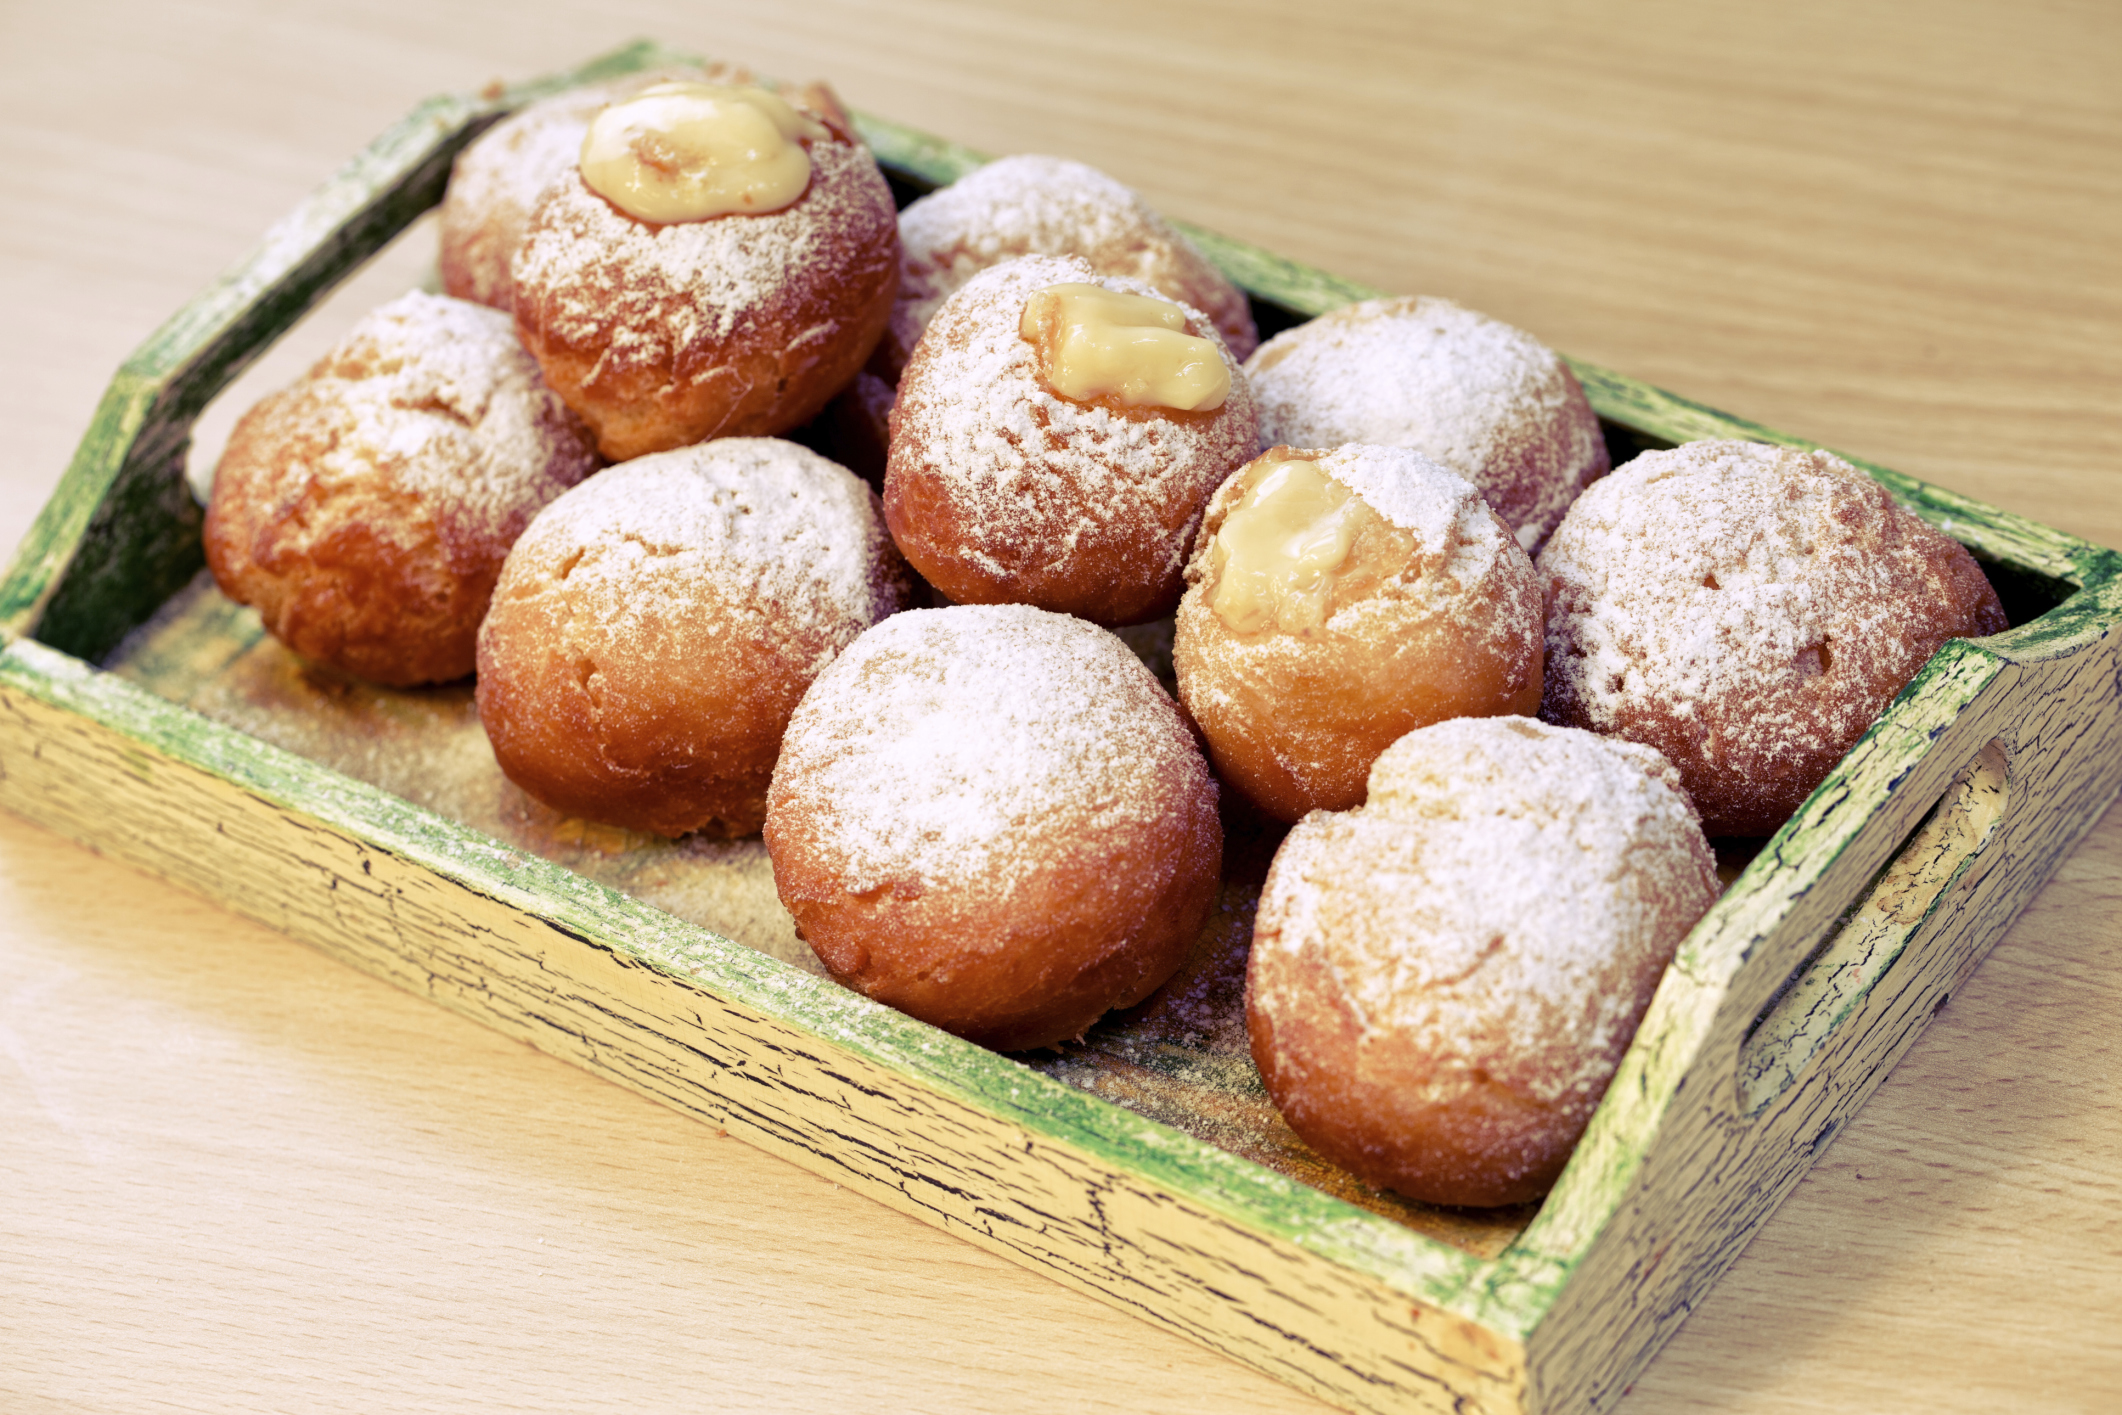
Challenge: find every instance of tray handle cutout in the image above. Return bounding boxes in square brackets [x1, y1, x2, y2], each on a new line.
[1737, 738, 2011, 1115]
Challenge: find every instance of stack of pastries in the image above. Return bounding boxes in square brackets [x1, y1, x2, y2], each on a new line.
[201, 64, 2005, 1210]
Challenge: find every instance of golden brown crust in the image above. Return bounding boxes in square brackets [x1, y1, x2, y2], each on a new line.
[764, 605, 1222, 1051]
[1246, 717, 1719, 1207]
[474, 439, 914, 838]
[883, 254, 1260, 627]
[1537, 440, 2010, 837]
[203, 293, 598, 687]
[1174, 445, 1545, 822]
[512, 114, 900, 462]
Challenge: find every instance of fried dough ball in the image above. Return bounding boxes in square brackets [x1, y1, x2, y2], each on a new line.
[1174, 444, 1544, 822]
[437, 62, 745, 314]
[765, 604, 1222, 1051]
[877, 153, 1259, 381]
[884, 254, 1259, 627]
[475, 438, 913, 837]
[203, 291, 598, 687]
[1538, 440, 2008, 837]
[511, 84, 899, 461]
[1244, 296, 1609, 555]
[1248, 716, 1719, 1208]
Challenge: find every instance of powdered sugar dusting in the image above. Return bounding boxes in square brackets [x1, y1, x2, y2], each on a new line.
[512, 131, 896, 378]
[886, 154, 1258, 375]
[1174, 443, 1540, 796]
[513, 437, 905, 672]
[888, 253, 1259, 602]
[282, 290, 597, 560]
[1307, 444, 1490, 552]
[1245, 296, 1608, 553]
[1537, 440, 2007, 835]
[439, 65, 739, 311]
[770, 604, 1204, 897]
[1254, 716, 1716, 1110]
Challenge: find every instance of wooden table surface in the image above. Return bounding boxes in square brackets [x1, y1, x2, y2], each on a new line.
[4, 3, 2118, 1411]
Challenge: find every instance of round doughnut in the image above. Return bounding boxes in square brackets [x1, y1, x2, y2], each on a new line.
[1247, 716, 1720, 1208]
[437, 62, 741, 314]
[884, 253, 1260, 627]
[1174, 444, 1544, 823]
[475, 438, 914, 838]
[764, 604, 1222, 1051]
[878, 153, 1259, 381]
[203, 291, 599, 687]
[1538, 440, 2008, 838]
[1243, 296, 1609, 554]
[511, 88, 900, 462]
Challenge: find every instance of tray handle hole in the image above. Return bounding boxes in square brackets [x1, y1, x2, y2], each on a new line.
[1737, 737, 2010, 1115]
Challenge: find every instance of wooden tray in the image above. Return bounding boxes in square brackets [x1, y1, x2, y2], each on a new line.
[2, 40, 2117, 1415]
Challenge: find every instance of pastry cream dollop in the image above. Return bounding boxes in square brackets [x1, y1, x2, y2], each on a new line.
[1206, 456, 1400, 634]
[579, 83, 830, 223]
[1019, 283, 1230, 411]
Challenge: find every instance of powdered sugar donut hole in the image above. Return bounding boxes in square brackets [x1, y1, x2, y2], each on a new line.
[765, 604, 1223, 1051]
[512, 93, 900, 461]
[880, 153, 1259, 381]
[1538, 440, 2008, 837]
[1174, 444, 1544, 823]
[204, 291, 599, 688]
[1244, 296, 1609, 555]
[884, 253, 1260, 627]
[1247, 716, 1719, 1208]
[475, 438, 914, 838]
[437, 62, 743, 314]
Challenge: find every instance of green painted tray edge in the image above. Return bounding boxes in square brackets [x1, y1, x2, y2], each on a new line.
[0, 40, 675, 658]
[1, 36, 2116, 1350]
[0, 630, 1492, 1314]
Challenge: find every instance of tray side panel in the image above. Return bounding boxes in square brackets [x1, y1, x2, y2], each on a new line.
[2, 95, 486, 664]
[0, 639, 1526, 1415]
[1518, 616, 2122, 1412]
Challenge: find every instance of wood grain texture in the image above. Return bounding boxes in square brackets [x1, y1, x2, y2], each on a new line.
[8, 32, 2116, 1409]
[3, 2, 2119, 1412]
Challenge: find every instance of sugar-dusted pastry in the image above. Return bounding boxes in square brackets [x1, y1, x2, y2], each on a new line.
[1248, 716, 1719, 1208]
[1244, 296, 1609, 554]
[765, 604, 1222, 1051]
[512, 80, 900, 460]
[878, 153, 1259, 380]
[204, 291, 598, 687]
[1175, 444, 1544, 822]
[1538, 440, 2008, 837]
[885, 254, 1259, 626]
[475, 438, 914, 838]
[437, 62, 742, 314]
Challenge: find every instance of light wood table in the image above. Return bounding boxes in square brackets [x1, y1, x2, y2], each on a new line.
[4, 3, 2117, 1411]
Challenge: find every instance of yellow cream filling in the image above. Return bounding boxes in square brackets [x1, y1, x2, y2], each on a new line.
[1207, 457, 1391, 634]
[579, 83, 829, 223]
[1019, 283, 1230, 411]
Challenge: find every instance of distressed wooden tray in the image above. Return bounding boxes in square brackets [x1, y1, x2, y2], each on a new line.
[2, 39, 2118, 1415]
